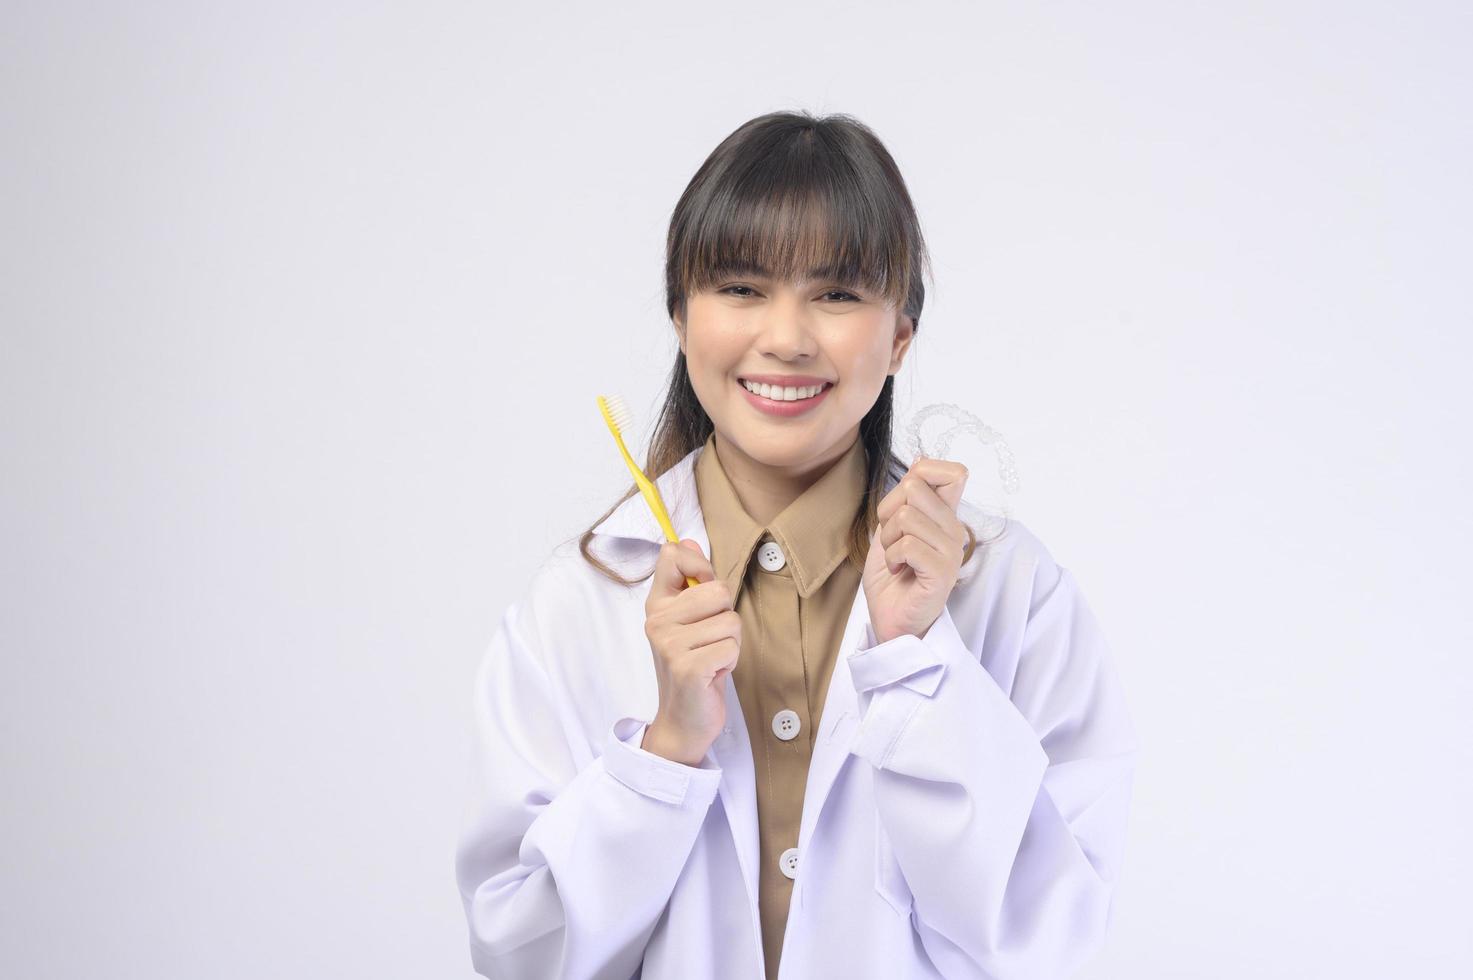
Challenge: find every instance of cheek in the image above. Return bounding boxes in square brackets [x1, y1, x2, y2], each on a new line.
[688, 335, 736, 380]
[683, 333, 743, 403]
[690, 323, 752, 375]
[838, 329, 896, 377]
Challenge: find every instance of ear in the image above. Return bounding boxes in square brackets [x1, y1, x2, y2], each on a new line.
[888, 313, 915, 375]
[672, 311, 687, 356]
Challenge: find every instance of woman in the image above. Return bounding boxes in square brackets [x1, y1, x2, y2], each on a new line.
[455, 109, 1138, 980]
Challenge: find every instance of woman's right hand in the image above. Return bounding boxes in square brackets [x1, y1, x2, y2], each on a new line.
[641, 538, 741, 766]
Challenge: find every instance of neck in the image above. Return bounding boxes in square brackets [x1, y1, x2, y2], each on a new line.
[710, 427, 860, 526]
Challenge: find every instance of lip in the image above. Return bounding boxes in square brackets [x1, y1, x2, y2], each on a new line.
[737, 378, 834, 417]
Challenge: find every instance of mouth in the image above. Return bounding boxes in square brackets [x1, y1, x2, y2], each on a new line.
[736, 378, 834, 417]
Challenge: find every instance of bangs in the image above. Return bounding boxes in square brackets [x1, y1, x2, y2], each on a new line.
[676, 176, 912, 311]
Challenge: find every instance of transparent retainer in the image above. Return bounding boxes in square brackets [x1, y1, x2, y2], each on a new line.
[902, 402, 1019, 539]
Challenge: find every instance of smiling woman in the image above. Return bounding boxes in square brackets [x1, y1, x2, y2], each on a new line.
[578, 109, 985, 586]
[455, 109, 1136, 980]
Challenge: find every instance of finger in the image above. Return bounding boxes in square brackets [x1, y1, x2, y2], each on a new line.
[879, 497, 956, 559]
[673, 539, 716, 582]
[881, 457, 968, 516]
[650, 539, 714, 600]
[884, 528, 949, 580]
[689, 635, 741, 678]
[649, 543, 686, 600]
[676, 609, 741, 652]
[893, 479, 967, 552]
[914, 456, 969, 510]
[669, 580, 737, 624]
[877, 468, 935, 522]
[875, 476, 908, 523]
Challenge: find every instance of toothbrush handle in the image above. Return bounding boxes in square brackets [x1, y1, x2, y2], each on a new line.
[634, 480, 701, 589]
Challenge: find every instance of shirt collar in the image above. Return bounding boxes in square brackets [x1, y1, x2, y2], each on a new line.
[693, 431, 869, 601]
[588, 435, 991, 590]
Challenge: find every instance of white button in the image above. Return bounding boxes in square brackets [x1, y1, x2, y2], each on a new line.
[771, 709, 801, 741]
[757, 540, 786, 572]
[779, 846, 800, 879]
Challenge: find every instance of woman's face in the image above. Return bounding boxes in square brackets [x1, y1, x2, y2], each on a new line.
[675, 267, 914, 481]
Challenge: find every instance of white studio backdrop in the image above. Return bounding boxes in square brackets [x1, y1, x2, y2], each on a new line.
[2, 2, 1469, 977]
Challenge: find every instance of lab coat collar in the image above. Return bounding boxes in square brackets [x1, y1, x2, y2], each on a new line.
[591, 439, 989, 585]
[590, 444, 707, 544]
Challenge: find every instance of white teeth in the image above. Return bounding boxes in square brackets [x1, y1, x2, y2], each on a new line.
[740, 379, 828, 401]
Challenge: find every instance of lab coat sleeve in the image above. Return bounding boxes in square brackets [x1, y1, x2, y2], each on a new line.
[454, 598, 724, 980]
[847, 558, 1138, 980]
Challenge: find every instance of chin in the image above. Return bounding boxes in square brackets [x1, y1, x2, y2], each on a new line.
[731, 428, 832, 463]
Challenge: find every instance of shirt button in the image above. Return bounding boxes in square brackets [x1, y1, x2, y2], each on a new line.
[779, 846, 800, 879]
[757, 540, 786, 572]
[771, 709, 802, 741]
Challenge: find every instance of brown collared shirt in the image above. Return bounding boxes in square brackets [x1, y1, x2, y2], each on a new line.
[692, 431, 869, 980]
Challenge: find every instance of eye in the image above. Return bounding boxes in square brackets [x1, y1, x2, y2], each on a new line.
[717, 284, 861, 302]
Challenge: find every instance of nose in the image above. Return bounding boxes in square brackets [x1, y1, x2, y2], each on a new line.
[754, 296, 819, 360]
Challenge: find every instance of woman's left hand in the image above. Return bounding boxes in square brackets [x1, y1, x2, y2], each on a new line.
[861, 456, 970, 646]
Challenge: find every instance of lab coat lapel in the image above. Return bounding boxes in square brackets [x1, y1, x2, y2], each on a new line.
[793, 586, 865, 908]
[703, 590, 867, 914]
[591, 443, 875, 916]
[592, 447, 767, 935]
[681, 512, 764, 930]
[695, 493, 870, 918]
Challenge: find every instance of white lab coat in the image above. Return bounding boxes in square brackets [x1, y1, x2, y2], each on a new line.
[454, 443, 1138, 980]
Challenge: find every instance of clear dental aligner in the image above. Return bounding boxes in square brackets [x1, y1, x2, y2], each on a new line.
[904, 402, 1019, 537]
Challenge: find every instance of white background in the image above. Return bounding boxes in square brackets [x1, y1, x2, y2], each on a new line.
[2, 2, 1469, 977]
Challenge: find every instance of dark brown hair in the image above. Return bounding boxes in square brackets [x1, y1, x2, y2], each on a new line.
[576, 109, 979, 585]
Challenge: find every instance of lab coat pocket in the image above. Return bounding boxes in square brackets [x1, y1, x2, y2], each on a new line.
[874, 812, 913, 918]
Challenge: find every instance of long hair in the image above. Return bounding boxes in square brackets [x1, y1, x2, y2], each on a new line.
[576, 109, 979, 585]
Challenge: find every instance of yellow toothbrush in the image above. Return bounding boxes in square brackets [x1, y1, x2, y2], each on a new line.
[597, 394, 701, 589]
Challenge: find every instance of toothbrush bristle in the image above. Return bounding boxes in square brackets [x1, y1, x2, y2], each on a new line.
[601, 394, 633, 434]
